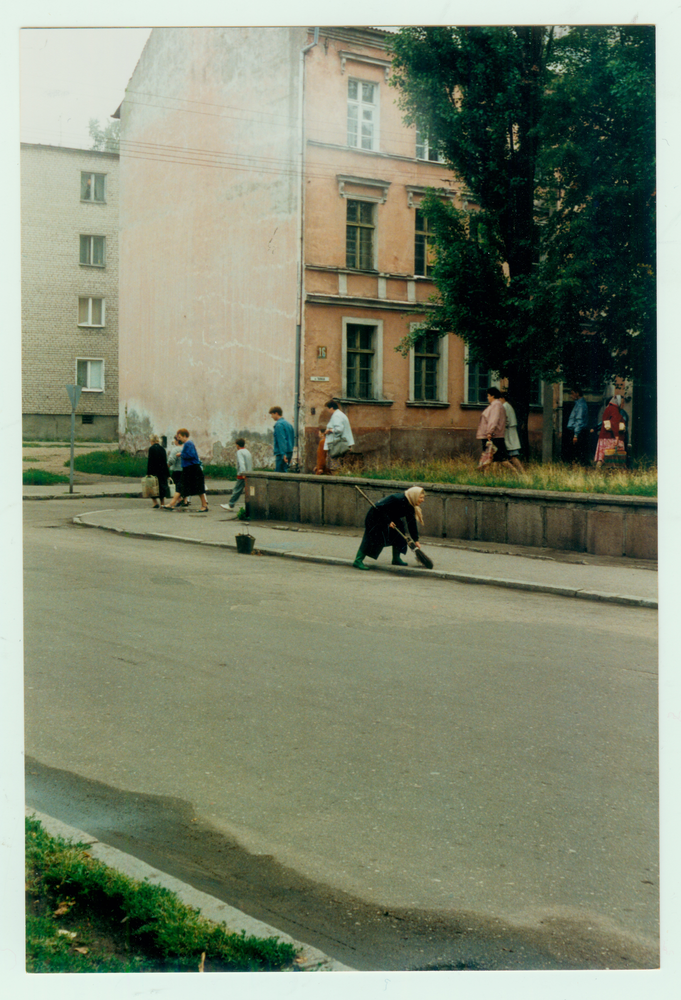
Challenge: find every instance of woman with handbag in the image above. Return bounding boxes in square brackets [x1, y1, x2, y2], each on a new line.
[323, 399, 354, 473]
[594, 396, 627, 469]
[146, 435, 171, 509]
[163, 428, 210, 512]
[353, 487, 425, 570]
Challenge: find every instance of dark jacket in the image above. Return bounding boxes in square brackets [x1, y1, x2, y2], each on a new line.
[361, 492, 419, 559]
[147, 443, 170, 480]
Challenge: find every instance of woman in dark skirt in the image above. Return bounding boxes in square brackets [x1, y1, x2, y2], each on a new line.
[164, 428, 209, 512]
[146, 434, 171, 509]
[353, 487, 426, 570]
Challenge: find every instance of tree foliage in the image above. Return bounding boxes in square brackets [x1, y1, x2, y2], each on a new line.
[389, 25, 655, 453]
[88, 118, 121, 153]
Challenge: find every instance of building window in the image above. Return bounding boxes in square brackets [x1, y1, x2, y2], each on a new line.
[79, 235, 105, 267]
[465, 358, 542, 406]
[413, 333, 440, 401]
[346, 200, 375, 270]
[465, 360, 499, 404]
[409, 326, 448, 404]
[347, 79, 378, 151]
[416, 128, 443, 162]
[76, 358, 104, 392]
[81, 172, 106, 202]
[414, 208, 434, 277]
[342, 317, 384, 400]
[78, 297, 105, 327]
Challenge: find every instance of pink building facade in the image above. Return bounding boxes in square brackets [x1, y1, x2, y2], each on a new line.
[118, 27, 543, 468]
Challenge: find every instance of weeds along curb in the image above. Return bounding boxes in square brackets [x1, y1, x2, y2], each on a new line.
[26, 811, 353, 972]
[71, 517, 658, 609]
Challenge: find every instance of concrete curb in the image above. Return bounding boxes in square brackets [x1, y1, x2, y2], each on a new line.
[25, 807, 355, 973]
[72, 516, 658, 609]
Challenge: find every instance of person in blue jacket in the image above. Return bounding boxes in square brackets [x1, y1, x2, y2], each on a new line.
[269, 406, 295, 472]
[566, 387, 590, 466]
[164, 428, 209, 512]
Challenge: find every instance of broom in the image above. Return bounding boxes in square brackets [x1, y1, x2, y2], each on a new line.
[355, 486, 434, 570]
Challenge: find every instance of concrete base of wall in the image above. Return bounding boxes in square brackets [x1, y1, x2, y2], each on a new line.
[23, 413, 118, 442]
[246, 472, 657, 561]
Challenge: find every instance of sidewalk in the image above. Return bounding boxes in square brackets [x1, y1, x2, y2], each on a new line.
[28, 478, 657, 609]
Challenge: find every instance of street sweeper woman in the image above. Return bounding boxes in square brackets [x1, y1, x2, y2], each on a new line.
[353, 487, 425, 570]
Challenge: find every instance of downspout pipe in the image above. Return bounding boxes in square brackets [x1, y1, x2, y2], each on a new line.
[294, 28, 319, 466]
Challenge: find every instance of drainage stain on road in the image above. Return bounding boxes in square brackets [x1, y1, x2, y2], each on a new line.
[25, 757, 658, 972]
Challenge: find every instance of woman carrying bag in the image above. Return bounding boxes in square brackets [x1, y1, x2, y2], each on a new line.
[146, 434, 171, 509]
[594, 396, 627, 469]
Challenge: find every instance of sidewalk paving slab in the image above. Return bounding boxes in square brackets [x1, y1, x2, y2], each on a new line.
[64, 488, 657, 609]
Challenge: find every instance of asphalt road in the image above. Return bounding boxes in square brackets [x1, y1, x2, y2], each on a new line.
[22, 499, 659, 971]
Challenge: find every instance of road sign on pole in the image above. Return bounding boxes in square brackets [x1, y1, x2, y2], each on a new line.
[66, 385, 82, 494]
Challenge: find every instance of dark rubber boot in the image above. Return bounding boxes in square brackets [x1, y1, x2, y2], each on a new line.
[392, 548, 408, 566]
[353, 546, 369, 570]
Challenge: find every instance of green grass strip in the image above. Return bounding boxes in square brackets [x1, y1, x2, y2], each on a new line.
[26, 816, 299, 973]
[23, 470, 70, 486]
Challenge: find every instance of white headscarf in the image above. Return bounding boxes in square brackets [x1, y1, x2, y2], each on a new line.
[404, 487, 425, 525]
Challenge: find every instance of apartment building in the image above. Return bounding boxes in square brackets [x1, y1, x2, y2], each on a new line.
[21, 143, 119, 440]
[117, 27, 542, 468]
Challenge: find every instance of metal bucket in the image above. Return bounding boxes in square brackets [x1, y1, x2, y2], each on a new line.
[235, 532, 255, 555]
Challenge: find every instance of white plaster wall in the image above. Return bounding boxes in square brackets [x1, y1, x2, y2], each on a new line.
[118, 27, 307, 460]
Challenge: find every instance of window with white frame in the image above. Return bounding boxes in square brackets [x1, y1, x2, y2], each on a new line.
[465, 360, 499, 404]
[464, 357, 542, 406]
[78, 297, 105, 327]
[342, 318, 383, 400]
[409, 329, 448, 403]
[79, 234, 105, 267]
[414, 208, 434, 277]
[76, 358, 104, 392]
[81, 172, 106, 202]
[347, 79, 379, 151]
[346, 200, 375, 270]
[416, 127, 444, 162]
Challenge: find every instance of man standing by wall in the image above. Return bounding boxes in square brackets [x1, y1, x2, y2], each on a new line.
[269, 406, 295, 472]
[566, 388, 590, 466]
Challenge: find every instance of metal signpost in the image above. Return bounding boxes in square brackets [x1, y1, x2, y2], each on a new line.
[65, 384, 82, 494]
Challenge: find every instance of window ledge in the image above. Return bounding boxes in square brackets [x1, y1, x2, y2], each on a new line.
[406, 400, 450, 408]
[78, 326, 106, 330]
[337, 397, 394, 407]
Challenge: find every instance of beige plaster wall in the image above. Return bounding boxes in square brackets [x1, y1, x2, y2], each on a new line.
[118, 27, 307, 461]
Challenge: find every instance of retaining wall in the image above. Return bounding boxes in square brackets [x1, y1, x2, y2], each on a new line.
[245, 472, 657, 561]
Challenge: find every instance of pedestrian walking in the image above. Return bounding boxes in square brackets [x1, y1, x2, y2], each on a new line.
[220, 438, 253, 511]
[594, 396, 627, 469]
[353, 487, 425, 570]
[164, 428, 209, 511]
[566, 387, 590, 466]
[498, 390, 524, 473]
[166, 433, 187, 504]
[146, 435, 172, 509]
[476, 387, 518, 475]
[323, 399, 354, 473]
[268, 406, 295, 472]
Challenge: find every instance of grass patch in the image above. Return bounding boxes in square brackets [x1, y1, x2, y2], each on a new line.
[339, 458, 657, 497]
[70, 452, 239, 480]
[70, 451, 147, 477]
[25, 816, 299, 973]
[23, 470, 70, 486]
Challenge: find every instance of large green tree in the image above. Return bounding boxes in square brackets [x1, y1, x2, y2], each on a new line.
[389, 25, 655, 457]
